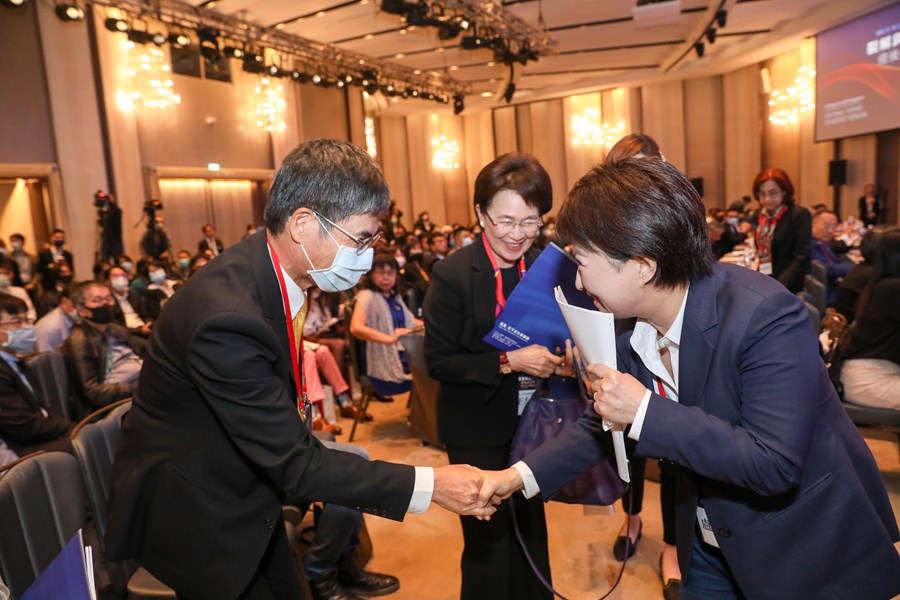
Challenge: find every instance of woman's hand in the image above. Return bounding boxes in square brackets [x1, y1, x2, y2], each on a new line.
[553, 339, 575, 377]
[391, 327, 413, 342]
[507, 345, 563, 378]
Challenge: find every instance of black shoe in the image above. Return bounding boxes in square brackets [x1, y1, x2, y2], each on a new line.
[613, 520, 642, 561]
[337, 558, 400, 597]
[372, 393, 394, 403]
[309, 569, 364, 600]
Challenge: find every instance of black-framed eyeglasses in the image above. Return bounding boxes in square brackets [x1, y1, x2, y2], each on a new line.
[0, 316, 35, 327]
[483, 211, 543, 237]
[314, 211, 381, 255]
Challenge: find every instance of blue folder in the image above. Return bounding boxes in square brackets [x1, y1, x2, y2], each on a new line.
[21, 529, 92, 600]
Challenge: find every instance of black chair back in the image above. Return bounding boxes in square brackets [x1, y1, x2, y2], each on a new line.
[24, 351, 77, 421]
[804, 274, 827, 317]
[810, 259, 827, 286]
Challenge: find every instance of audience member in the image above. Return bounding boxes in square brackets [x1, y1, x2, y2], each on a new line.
[450, 227, 475, 254]
[63, 281, 146, 410]
[107, 266, 152, 337]
[188, 253, 209, 277]
[0, 438, 17, 465]
[840, 230, 900, 410]
[8, 233, 38, 295]
[423, 232, 448, 273]
[753, 168, 811, 293]
[811, 210, 854, 306]
[198, 223, 224, 257]
[0, 292, 73, 455]
[37, 228, 74, 281]
[401, 241, 430, 317]
[0, 261, 36, 322]
[143, 260, 179, 320]
[140, 216, 172, 260]
[424, 153, 559, 600]
[708, 219, 734, 259]
[35, 294, 79, 352]
[413, 211, 436, 233]
[859, 183, 885, 227]
[350, 251, 420, 399]
[835, 226, 891, 323]
[174, 249, 192, 279]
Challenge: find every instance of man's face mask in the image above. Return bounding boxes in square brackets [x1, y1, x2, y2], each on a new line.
[300, 213, 373, 293]
[3, 325, 36, 354]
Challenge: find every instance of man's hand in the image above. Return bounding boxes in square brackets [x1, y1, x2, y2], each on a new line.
[432, 465, 497, 519]
[586, 363, 647, 425]
[478, 467, 524, 506]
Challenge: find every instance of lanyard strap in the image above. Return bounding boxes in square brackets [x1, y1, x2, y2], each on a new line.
[755, 205, 787, 256]
[656, 376, 667, 398]
[267, 237, 307, 416]
[482, 235, 526, 317]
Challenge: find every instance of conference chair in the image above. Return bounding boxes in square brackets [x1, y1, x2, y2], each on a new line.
[0, 451, 88, 598]
[71, 399, 177, 599]
[346, 331, 377, 442]
[24, 351, 78, 421]
[810, 259, 827, 287]
[804, 274, 827, 317]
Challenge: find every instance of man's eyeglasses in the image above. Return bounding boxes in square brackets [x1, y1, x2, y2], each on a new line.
[314, 211, 381, 255]
[0, 316, 35, 327]
[483, 211, 543, 237]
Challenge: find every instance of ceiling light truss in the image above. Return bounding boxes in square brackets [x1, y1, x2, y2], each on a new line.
[92, 0, 471, 101]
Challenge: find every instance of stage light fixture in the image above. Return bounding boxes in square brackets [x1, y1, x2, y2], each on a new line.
[705, 27, 716, 44]
[311, 73, 323, 84]
[55, 3, 84, 21]
[336, 78, 345, 88]
[197, 27, 221, 64]
[267, 64, 286, 77]
[715, 9, 727, 28]
[694, 42, 704, 58]
[127, 27, 154, 45]
[458, 17, 470, 30]
[104, 17, 128, 32]
[453, 94, 464, 115]
[460, 34, 484, 50]
[152, 31, 167, 46]
[1, 0, 27, 7]
[223, 45, 244, 58]
[168, 31, 191, 47]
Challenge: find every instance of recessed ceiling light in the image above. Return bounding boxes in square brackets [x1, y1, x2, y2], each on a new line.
[481, 91, 493, 97]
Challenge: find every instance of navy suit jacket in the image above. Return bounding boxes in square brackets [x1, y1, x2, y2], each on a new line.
[524, 263, 900, 599]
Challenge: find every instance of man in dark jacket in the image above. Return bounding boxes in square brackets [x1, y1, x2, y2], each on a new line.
[62, 281, 146, 411]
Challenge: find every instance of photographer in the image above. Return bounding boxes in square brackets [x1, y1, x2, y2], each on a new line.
[95, 191, 123, 261]
[140, 213, 171, 261]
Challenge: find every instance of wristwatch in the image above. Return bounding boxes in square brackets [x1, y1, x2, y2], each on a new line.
[499, 351, 512, 375]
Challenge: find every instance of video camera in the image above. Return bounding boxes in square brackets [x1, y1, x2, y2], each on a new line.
[144, 199, 163, 219]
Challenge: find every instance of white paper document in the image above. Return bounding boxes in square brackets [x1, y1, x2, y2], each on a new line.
[554, 286, 630, 482]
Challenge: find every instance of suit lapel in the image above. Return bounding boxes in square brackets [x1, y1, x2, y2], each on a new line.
[472, 237, 499, 337]
[0, 355, 41, 410]
[249, 232, 296, 388]
[678, 270, 719, 408]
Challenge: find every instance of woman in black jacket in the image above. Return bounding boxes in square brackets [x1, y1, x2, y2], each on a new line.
[753, 168, 812, 293]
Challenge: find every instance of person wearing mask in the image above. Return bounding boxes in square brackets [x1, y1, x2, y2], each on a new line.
[810, 211, 854, 307]
[187, 253, 208, 277]
[37, 228, 74, 282]
[198, 224, 224, 257]
[451, 227, 475, 255]
[117, 255, 135, 278]
[0, 293, 73, 455]
[752, 168, 811, 293]
[174, 250, 192, 280]
[834, 226, 891, 323]
[8, 233, 38, 296]
[104, 139, 494, 599]
[140, 216, 172, 260]
[0, 261, 37, 323]
[35, 294, 80, 352]
[402, 241, 430, 317]
[62, 281, 146, 411]
[413, 211, 435, 233]
[480, 157, 900, 600]
[424, 153, 561, 600]
[143, 261, 179, 321]
[840, 230, 900, 410]
[858, 183, 884, 227]
[107, 266, 151, 337]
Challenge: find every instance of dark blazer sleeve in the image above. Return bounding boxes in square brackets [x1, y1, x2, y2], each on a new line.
[186, 311, 415, 519]
[775, 206, 812, 292]
[0, 360, 71, 446]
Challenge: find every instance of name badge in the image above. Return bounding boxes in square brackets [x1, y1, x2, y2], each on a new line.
[696, 505, 720, 548]
[758, 258, 773, 276]
[517, 375, 538, 416]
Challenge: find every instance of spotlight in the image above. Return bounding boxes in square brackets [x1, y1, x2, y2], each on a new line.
[1, 0, 27, 7]
[410, 89, 419, 98]
[715, 9, 727, 28]
[458, 17, 470, 30]
[168, 32, 191, 47]
[503, 82, 515, 103]
[336, 78, 345, 88]
[127, 28, 154, 45]
[105, 17, 128, 32]
[694, 42, 704, 58]
[344, 74, 353, 83]
[460, 34, 484, 50]
[311, 73, 323, 84]
[453, 94, 464, 115]
[242, 53, 266, 74]
[267, 64, 285, 77]
[197, 27, 221, 64]
[223, 46, 244, 59]
[706, 27, 716, 44]
[152, 31, 167, 46]
[55, 3, 84, 21]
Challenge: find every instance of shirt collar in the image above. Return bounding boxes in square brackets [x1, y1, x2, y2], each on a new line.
[630, 285, 689, 386]
[266, 243, 306, 319]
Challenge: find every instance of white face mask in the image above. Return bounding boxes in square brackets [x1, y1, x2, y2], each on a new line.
[301, 214, 374, 293]
[3, 325, 36, 354]
[111, 276, 129, 292]
[395, 255, 407, 269]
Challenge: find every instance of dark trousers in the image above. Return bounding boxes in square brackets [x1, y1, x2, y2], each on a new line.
[446, 444, 552, 600]
[236, 516, 305, 600]
[622, 445, 678, 545]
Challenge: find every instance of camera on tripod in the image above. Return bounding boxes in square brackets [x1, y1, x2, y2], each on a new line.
[94, 190, 112, 209]
[144, 199, 163, 220]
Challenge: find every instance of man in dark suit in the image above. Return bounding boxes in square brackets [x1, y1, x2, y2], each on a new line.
[481, 158, 900, 599]
[198, 223, 225, 257]
[105, 139, 493, 600]
[37, 228, 74, 282]
[0, 293, 72, 455]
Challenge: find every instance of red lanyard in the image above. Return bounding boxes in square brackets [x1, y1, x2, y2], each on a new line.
[482, 235, 526, 317]
[267, 237, 307, 414]
[755, 205, 787, 256]
[656, 376, 667, 397]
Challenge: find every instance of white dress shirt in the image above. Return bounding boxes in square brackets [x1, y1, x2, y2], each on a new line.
[267, 245, 434, 514]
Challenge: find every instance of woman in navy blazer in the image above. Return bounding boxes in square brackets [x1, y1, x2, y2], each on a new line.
[483, 158, 900, 599]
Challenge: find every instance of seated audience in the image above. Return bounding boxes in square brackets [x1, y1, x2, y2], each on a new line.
[303, 289, 351, 380]
[349, 252, 420, 398]
[188, 253, 209, 277]
[0, 293, 73, 455]
[708, 219, 735, 259]
[0, 261, 37, 322]
[63, 281, 146, 410]
[107, 266, 152, 337]
[34, 294, 80, 352]
[834, 226, 890, 323]
[859, 183, 885, 227]
[143, 260, 179, 320]
[303, 340, 366, 433]
[810, 210, 854, 306]
[840, 230, 900, 410]
[413, 211, 436, 233]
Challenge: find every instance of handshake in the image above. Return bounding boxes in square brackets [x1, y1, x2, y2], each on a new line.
[431, 465, 530, 519]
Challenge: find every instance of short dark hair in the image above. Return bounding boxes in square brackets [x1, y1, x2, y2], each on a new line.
[753, 168, 796, 206]
[70, 280, 105, 307]
[859, 226, 891, 263]
[52, 228, 65, 236]
[606, 133, 662, 163]
[473, 153, 552, 215]
[0, 292, 27, 317]
[264, 139, 391, 235]
[10, 233, 24, 243]
[557, 158, 714, 289]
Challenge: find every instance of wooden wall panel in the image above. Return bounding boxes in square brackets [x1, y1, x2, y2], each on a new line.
[722, 65, 762, 207]
[405, 114, 447, 226]
[463, 111, 495, 197]
[515, 104, 533, 155]
[797, 39, 831, 212]
[840, 134, 877, 216]
[762, 51, 802, 200]
[683, 76, 725, 208]
[492, 107, 518, 156]
[563, 93, 604, 193]
[528, 100, 567, 213]
[437, 114, 471, 226]
[641, 80, 686, 170]
[377, 116, 412, 226]
[300, 84, 350, 142]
